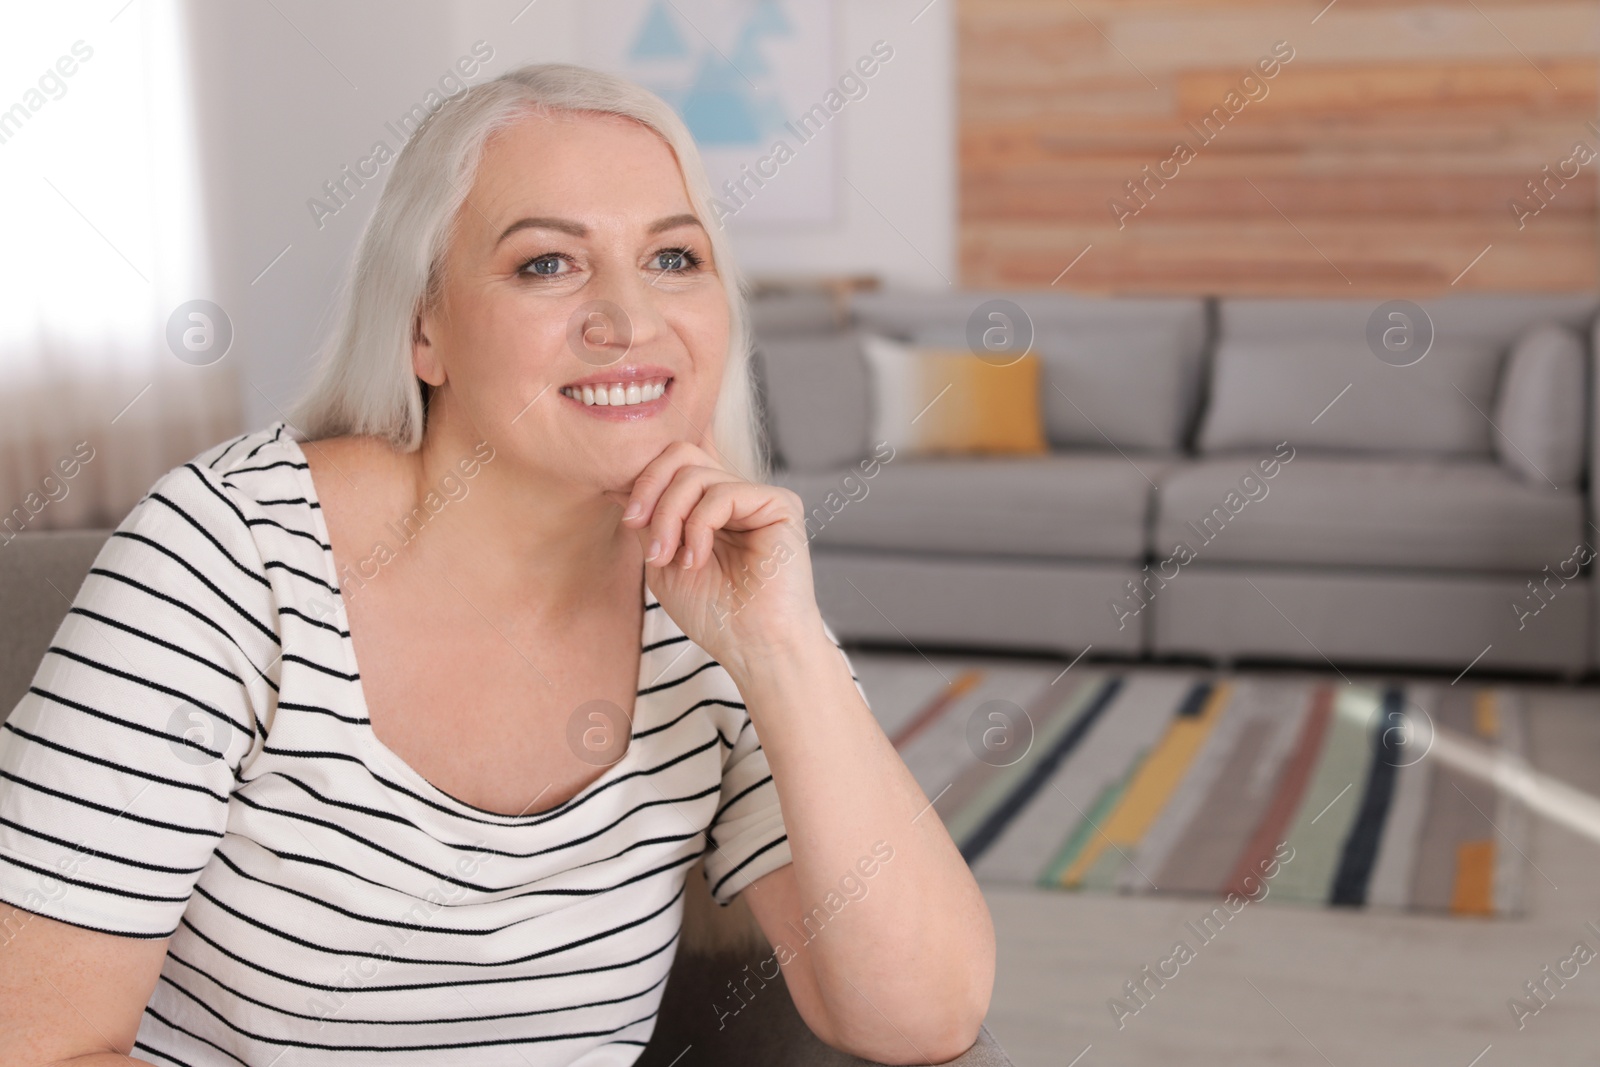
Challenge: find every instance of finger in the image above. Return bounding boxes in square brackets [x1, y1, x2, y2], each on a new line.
[683, 483, 801, 571]
[621, 441, 721, 528]
[647, 465, 740, 567]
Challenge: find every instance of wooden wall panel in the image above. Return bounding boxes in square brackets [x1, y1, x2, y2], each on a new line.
[958, 0, 1600, 295]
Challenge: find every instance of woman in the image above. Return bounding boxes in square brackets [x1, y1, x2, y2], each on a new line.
[0, 63, 993, 1066]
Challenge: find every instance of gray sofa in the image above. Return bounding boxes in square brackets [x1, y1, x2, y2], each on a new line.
[0, 531, 1012, 1066]
[757, 289, 1600, 677]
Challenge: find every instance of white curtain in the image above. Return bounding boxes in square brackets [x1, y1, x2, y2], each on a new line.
[0, 0, 239, 535]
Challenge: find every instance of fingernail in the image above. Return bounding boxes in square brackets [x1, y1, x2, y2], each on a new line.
[647, 539, 661, 562]
[682, 549, 694, 568]
[623, 501, 642, 521]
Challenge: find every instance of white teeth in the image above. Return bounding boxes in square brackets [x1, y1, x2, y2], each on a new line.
[560, 378, 669, 407]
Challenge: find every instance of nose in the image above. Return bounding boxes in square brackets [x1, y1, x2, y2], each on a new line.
[573, 262, 670, 366]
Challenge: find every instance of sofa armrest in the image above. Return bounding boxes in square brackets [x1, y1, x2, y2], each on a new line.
[638, 948, 1013, 1067]
[931, 1025, 1014, 1066]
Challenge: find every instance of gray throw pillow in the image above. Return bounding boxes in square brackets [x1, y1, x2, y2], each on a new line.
[1492, 322, 1587, 488]
[754, 330, 872, 473]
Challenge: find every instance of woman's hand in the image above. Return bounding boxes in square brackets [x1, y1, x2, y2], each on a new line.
[612, 441, 823, 674]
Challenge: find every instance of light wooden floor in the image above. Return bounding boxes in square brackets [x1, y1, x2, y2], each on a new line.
[971, 683, 1600, 1067]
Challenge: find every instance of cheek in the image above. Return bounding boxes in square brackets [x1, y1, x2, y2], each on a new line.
[449, 289, 567, 388]
[679, 289, 731, 385]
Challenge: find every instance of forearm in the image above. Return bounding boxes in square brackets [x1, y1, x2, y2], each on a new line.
[727, 619, 995, 1061]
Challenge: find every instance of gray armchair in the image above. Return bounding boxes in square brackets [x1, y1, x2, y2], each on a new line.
[0, 530, 1012, 1066]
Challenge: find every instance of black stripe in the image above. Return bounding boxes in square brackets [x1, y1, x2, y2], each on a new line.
[0, 846, 192, 905]
[147, 489, 270, 589]
[44, 646, 254, 742]
[244, 515, 329, 550]
[68, 606, 269, 692]
[1330, 686, 1405, 907]
[248, 766, 718, 864]
[709, 833, 790, 898]
[277, 605, 348, 635]
[960, 675, 1126, 865]
[208, 842, 701, 935]
[0, 768, 225, 840]
[711, 772, 772, 824]
[274, 700, 368, 725]
[239, 423, 285, 462]
[159, 955, 668, 1027]
[182, 463, 257, 537]
[1, 721, 229, 803]
[225, 459, 308, 475]
[264, 558, 338, 594]
[143, 997, 660, 1055]
[101, 534, 280, 646]
[188, 877, 685, 968]
[0, 896, 173, 940]
[0, 813, 207, 876]
[138, 1007, 252, 1067]
[642, 634, 688, 653]
[637, 659, 722, 695]
[504, 733, 725, 826]
[132, 1038, 199, 1067]
[228, 774, 717, 888]
[176, 911, 682, 994]
[279, 653, 359, 682]
[27, 684, 231, 764]
[205, 431, 255, 471]
[632, 696, 745, 741]
[82, 565, 280, 705]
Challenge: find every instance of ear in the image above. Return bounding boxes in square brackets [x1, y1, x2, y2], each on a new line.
[411, 309, 446, 387]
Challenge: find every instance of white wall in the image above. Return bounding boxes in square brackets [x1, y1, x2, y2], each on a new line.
[185, 0, 953, 428]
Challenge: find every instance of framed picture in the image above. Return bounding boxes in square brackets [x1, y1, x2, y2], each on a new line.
[582, 0, 837, 226]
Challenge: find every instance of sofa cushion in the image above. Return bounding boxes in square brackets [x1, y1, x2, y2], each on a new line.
[1153, 455, 1584, 571]
[850, 290, 1207, 452]
[775, 454, 1167, 561]
[754, 330, 872, 473]
[1200, 295, 1600, 460]
[1493, 322, 1588, 489]
[1199, 335, 1504, 458]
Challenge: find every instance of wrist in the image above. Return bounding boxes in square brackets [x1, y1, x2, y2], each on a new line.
[719, 610, 833, 690]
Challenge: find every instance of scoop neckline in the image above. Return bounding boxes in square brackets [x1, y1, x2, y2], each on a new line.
[275, 421, 656, 824]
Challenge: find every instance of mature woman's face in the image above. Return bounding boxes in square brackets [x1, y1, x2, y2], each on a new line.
[414, 108, 728, 494]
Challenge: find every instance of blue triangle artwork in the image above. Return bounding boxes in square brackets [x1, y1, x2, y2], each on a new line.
[626, 0, 794, 148]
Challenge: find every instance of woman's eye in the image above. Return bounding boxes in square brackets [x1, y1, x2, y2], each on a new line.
[520, 253, 570, 277]
[651, 247, 702, 273]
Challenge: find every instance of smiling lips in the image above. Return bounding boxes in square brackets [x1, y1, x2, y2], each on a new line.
[561, 378, 668, 407]
[556, 367, 673, 419]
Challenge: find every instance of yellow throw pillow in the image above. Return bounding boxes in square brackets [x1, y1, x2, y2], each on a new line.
[861, 334, 1048, 456]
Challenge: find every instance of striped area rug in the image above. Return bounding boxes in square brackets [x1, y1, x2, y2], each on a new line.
[860, 656, 1529, 917]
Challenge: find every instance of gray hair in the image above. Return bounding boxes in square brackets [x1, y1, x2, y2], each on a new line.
[289, 62, 766, 480]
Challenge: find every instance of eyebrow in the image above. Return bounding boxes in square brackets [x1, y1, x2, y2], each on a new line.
[495, 213, 704, 245]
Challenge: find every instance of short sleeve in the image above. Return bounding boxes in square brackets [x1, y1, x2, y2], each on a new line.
[0, 462, 274, 938]
[701, 621, 866, 906]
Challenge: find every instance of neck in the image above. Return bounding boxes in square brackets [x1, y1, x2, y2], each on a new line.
[404, 403, 641, 619]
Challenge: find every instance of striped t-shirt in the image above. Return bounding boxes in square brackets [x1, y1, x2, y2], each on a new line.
[0, 421, 810, 1066]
